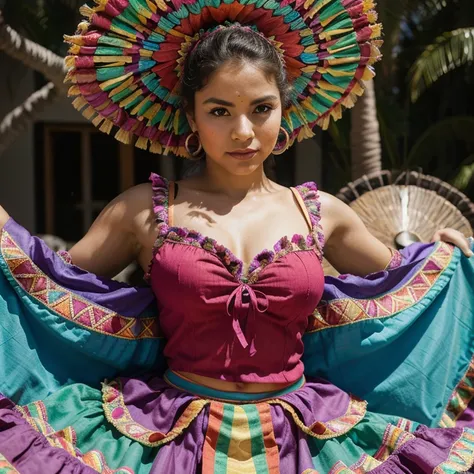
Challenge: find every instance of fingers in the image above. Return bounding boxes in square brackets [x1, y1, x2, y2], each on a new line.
[433, 228, 473, 258]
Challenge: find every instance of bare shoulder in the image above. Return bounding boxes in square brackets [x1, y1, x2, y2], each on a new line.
[100, 183, 153, 222]
[317, 191, 361, 242]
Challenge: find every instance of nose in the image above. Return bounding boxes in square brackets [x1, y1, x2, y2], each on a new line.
[231, 115, 255, 142]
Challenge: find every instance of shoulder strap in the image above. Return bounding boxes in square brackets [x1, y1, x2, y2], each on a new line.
[294, 182, 325, 254]
[290, 187, 313, 230]
[149, 172, 170, 225]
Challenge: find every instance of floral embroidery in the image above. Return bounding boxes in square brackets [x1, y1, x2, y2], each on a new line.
[148, 174, 325, 283]
[0, 230, 161, 340]
[440, 357, 474, 428]
[102, 378, 209, 448]
[268, 396, 367, 440]
[307, 242, 454, 333]
[16, 400, 134, 473]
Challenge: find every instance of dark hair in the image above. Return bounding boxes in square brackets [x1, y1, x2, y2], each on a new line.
[181, 26, 292, 111]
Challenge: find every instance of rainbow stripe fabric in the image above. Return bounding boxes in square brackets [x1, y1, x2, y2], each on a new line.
[64, 0, 382, 157]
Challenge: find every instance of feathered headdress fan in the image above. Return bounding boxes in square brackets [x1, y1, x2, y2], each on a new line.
[64, 0, 383, 158]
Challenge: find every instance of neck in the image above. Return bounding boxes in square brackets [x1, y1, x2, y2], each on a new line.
[200, 159, 273, 199]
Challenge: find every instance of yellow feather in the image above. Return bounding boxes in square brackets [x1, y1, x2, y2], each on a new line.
[150, 141, 163, 154]
[72, 96, 88, 112]
[79, 5, 94, 19]
[64, 56, 76, 68]
[67, 85, 80, 97]
[370, 24, 383, 39]
[115, 129, 132, 145]
[68, 44, 81, 55]
[92, 115, 105, 127]
[82, 106, 96, 120]
[100, 120, 113, 134]
[135, 137, 149, 150]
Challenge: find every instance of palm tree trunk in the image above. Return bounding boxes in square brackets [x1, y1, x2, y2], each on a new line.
[350, 79, 382, 180]
[0, 82, 60, 155]
[0, 10, 67, 93]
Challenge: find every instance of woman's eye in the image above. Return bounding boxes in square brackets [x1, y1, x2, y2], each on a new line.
[255, 104, 273, 114]
[210, 108, 229, 117]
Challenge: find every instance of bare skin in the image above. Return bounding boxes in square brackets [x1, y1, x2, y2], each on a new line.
[0, 60, 471, 393]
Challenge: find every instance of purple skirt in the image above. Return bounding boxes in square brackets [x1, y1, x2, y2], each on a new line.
[0, 372, 473, 473]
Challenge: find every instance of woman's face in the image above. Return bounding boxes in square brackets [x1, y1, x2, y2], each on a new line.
[187, 60, 282, 176]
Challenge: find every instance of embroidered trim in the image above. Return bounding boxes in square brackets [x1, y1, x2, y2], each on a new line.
[16, 400, 134, 473]
[307, 242, 454, 333]
[269, 396, 367, 440]
[57, 250, 73, 265]
[148, 174, 324, 283]
[327, 455, 382, 474]
[296, 182, 325, 257]
[373, 423, 416, 461]
[102, 379, 209, 448]
[433, 428, 474, 473]
[440, 356, 474, 428]
[0, 454, 19, 474]
[384, 248, 403, 270]
[0, 229, 161, 340]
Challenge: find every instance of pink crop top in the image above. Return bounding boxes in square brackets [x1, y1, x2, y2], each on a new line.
[148, 173, 325, 384]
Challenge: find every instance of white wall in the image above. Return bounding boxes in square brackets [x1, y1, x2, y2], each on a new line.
[0, 54, 85, 232]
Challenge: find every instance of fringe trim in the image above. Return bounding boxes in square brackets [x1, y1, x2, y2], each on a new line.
[64, 0, 383, 157]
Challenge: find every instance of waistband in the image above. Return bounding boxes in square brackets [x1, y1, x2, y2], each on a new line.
[164, 370, 305, 402]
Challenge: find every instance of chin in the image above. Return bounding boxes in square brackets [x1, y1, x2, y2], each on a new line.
[226, 162, 263, 176]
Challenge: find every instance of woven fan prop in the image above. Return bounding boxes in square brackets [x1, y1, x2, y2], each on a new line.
[323, 170, 474, 276]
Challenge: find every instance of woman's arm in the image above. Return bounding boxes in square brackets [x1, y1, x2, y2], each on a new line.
[0, 206, 9, 230]
[68, 184, 153, 277]
[1, 184, 154, 278]
[320, 192, 472, 276]
[319, 192, 392, 276]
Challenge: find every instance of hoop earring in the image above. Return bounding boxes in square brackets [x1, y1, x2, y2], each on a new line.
[272, 127, 290, 155]
[185, 132, 203, 159]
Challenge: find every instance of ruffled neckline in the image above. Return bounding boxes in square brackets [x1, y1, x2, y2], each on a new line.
[148, 173, 324, 284]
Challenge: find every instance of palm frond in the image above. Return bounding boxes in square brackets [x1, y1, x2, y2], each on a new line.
[409, 27, 474, 102]
[451, 155, 474, 190]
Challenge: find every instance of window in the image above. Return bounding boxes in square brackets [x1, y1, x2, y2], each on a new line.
[35, 123, 180, 242]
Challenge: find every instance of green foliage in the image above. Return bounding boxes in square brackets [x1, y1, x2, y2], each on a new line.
[327, 0, 474, 197]
[410, 27, 474, 102]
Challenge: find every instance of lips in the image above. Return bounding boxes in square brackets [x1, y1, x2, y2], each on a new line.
[227, 149, 258, 160]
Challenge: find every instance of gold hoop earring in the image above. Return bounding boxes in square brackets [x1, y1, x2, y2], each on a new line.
[272, 127, 290, 155]
[185, 132, 203, 159]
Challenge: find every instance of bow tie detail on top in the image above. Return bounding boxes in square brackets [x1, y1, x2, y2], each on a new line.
[226, 283, 269, 356]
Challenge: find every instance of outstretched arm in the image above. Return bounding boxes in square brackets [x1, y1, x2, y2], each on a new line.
[1, 183, 155, 278]
[320, 192, 472, 277]
[319, 192, 392, 276]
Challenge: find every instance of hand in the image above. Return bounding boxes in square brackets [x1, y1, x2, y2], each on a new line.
[0, 205, 9, 230]
[432, 228, 473, 258]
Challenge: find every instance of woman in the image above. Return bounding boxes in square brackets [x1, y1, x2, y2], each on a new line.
[1, 1, 474, 473]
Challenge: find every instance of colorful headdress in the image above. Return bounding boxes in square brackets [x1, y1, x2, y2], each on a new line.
[65, 0, 382, 158]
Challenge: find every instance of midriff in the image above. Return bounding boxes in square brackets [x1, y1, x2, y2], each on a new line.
[176, 371, 294, 393]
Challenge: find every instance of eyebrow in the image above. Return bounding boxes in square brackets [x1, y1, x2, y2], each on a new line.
[203, 95, 279, 107]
